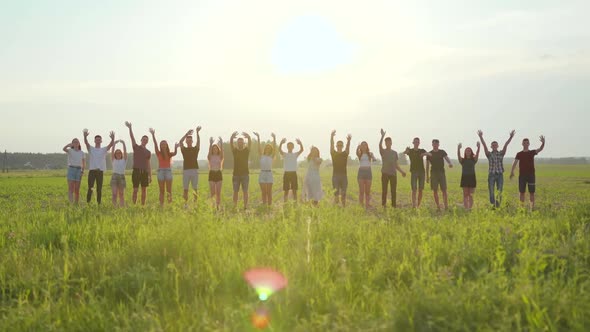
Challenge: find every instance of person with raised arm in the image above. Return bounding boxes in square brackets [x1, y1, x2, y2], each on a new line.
[279, 137, 304, 203]
[125, 121, 151, 205]
[457, 142, 480, 210]
[63, 138, 85, 204]
[404, 138, 430, 208]
[379, 129, 407, 208]
[254, 132, 277, 206]
[230, 131, 252, 209]
[303, 146, 323, 206]
[110, 140, 127, 207]
[330, 130, 351, 207]
[208, 136, 224, 210]
[83, 128, 115, 205]
[477, 130, 515, 208]
[510, 135, 546, 210]
[179, 126, 201, 207]
[356, 141, 377, 210]
[149, 128, 178, 207]
[426, 139, 453, 210]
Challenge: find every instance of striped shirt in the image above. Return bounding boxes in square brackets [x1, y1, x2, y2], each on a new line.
[486, 150, 505, 174]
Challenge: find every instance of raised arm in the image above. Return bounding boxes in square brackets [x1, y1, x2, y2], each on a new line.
[179, 129, 193, 148]
[474, 141, 481, 163]
[149, 128, 160, 155]
[125, 121, 137, 147]
[196, 126, 201, 150]
[345, 134, 351, 154]
[207, 137, 214, 160]
[279, 138, 286, 156]
[242, 132, 252, 150]
[501, 130, 515, 154]
[457, 143, 463, 163]
[253, 132, 262, 155]
[477, 130, 489, 155]
[82, 128, 91, 150]
[379, 128, 385, 151]
[330, 130, 336, 154]
[295, 138, 304, 156]
[62, 142, 72, 153]
[170, 142, 179, 157]
[271, 133, 277, 158]
[105, 131, 115, 150]
[230, 131, 238, 149]
[218, 137, 224, 162]
[121, 140, 127, 160]
[110, 140, 116, 161]
[536, 135, 546, 154]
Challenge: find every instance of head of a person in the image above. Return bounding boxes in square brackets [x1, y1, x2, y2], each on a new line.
[384, 137, 392, 149]
[186, 135, 193, 147]
[412, 137, 420, 148]
[287, 142, 294, 152]
[336, 140, 344, 152]
[491, 141, 499, 152]
[114, 149, 123, 160]
[522, 138, 530, 149]
[72, 138, 81, 150]
[160, 140, 170, 156]
[237, 137, 245, 150]
[211, 144, 221, 156]
[263, 144, 273, 156]
[307, 146, 320, 160]
[94, 135, 102, 145]
[464, 147, 474, 159]
[432, 139, 440, 150]
[141, 135, 149, 146]
[360, 141, 369, 154]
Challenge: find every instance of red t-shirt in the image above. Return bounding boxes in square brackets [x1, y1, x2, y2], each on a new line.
[515, 150, 537, 176]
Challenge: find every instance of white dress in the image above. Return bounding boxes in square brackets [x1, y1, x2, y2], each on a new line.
[304, 158, 323, 201]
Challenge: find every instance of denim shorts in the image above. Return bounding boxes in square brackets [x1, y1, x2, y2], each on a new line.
[67, 166, 82, 182]
[110, 173, 126, 188]
[259, 170, 273, 184]
[357, 168, 372, 181]
[157, 168, 173, 181]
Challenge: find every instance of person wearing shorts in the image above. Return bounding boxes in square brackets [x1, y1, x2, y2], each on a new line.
[254, 132, 277, 206]
[457, 142, 481, 210]
[279, 137, 304, 203]
[404, 137, 429, 208]
[125, 121, 151, 205]
[510, 135, 545, 210]
[330, 130, 351, 207]
[478, 129, 515, 208]
[179, 126, 201, 206]
[426, 139, 453, 210]
[150, 128, 178, 207]
[356, 141, 376, 210]
[83, 128, 115, 205]
[63, 138, 85, 204]
[110, 140, 127, 207]
[379, 129, 407, 208]
[230, 131, 251, 209]
[208, 137, 224, 210]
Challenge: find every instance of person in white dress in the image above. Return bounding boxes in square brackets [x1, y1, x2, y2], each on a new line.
[63, 138, 85, 204]
[304, 146, 323, 206]
[254, 132, 277, 206]
[110, 140, 128, 207]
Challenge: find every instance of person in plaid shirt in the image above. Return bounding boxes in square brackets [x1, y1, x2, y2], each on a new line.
[477, 129, 515, 207]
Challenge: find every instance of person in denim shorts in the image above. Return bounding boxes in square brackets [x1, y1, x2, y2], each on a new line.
[150, 128, 179, 207]
[356, 141, 376, 210]
[110, 140, 127, 207]
[63, 138, 85, 204]
[254, 132, 277, 206]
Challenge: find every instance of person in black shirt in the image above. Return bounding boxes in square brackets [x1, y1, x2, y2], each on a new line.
[230, 131, 252, 209]
[404, 137, 430, 208]
[330, 130, 351, 207]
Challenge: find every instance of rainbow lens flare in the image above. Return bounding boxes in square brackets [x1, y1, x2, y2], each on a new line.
[251, 307, 270, 329]
[243, 268, 288, 301]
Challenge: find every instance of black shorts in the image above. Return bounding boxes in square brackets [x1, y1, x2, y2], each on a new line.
[283, 172, 298, 191]
[208, 170, 222, 182]
[132, 168, 150, 188]
[460, 174, 477, 188]
[519, 174, 536, 193]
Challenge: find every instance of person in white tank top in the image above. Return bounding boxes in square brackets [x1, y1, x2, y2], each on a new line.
[110, 140, 128, 207]
[207, 136, 224, 210]
[356, 141, 376, 210]
[254, 132, 277, 206]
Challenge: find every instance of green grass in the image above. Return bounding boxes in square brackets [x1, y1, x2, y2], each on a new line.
[1, 164, 589, 331]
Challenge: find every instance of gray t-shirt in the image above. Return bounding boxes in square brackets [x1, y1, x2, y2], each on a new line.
[380, 148, 398, 176]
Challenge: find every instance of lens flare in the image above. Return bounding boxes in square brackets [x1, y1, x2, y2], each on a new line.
[251, 307, 270, 329]
[244, 268, 288, 301]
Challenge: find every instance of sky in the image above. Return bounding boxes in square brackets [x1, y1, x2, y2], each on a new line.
[1, 0, 589, 157]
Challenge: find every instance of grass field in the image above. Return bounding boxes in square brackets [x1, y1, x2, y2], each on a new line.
[1, 164, 589, 331]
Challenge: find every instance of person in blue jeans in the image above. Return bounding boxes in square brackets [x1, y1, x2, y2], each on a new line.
[477, 130, 515, 207]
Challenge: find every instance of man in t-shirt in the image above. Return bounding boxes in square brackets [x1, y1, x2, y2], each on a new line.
[279, 138, 304, 203]
[379, 129, 407, 208]
[230, 131, 252, 209]
[125, 121, 152, 205]
[426, 139, 453, 210]
[510, 135, 545, 209]
[478, 129, 515, 208]
[330, 130, 351, 207]
[404, 137, 430, 208]
[83, 128, 115, 205]
[179, 126, 201, 207]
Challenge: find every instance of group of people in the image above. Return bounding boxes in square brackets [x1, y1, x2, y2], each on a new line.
[63, 123, 546, 210]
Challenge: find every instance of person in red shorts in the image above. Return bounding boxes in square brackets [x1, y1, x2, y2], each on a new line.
[510, 135, 546, 209]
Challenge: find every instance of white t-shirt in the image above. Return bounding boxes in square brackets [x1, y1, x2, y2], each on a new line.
[112, 159, 127, 175]
[359, 154, 372, 168]
[67, 149, 85, 167]
[88, 146, 109, 171]
[283, 153, 299, 172]
[260, 155, 273, 171]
